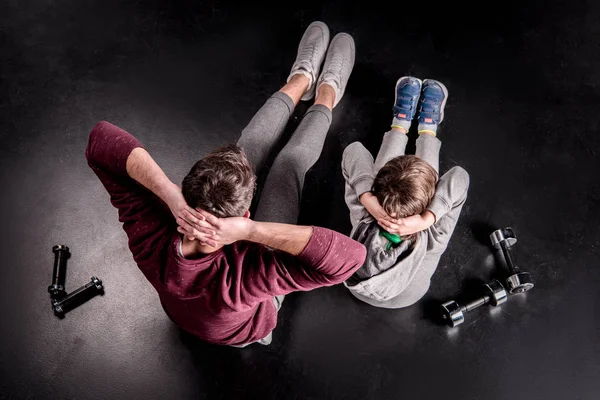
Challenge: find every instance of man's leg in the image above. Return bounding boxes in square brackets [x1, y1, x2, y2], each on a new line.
[237, 21, 330, 175]
[237, 76, 307, 175]
[255, 33, 355, 224]
[254, 86, 335, 223]
[373, 77, 422, 173]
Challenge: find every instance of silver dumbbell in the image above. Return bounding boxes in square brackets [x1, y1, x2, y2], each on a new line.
[490, 227, 534, 294]
[441, 280, 508, 327]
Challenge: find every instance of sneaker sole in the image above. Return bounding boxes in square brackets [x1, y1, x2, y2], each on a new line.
[299, 21, 330, 101]
[422, 79, 449, 124]
[394, 76, 423, 120]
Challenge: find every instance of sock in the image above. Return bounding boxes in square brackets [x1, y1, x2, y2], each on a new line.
[418, 122, 438, 136]
[288, 68, 314, 87]
[391, 117, 411, 133]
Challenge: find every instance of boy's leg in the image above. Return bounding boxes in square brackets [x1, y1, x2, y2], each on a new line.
[255, 33, 355, 224]
[237, 22, 330, 175]
[373, 130, 409, 173]
[415, 133, 442, 174]
[414, 79, 449, 175]
[373, 77, 422, 173]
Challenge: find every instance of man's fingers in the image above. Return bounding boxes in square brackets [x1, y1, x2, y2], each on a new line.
[179, 214, 215, 232]
[177, 228, 219, 247]
[177, 218, 216, 238]
[197, 208, 220, 226]
[181, 209, 205, 225]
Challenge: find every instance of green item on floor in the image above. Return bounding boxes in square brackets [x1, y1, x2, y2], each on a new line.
[379, 229, 403, 251]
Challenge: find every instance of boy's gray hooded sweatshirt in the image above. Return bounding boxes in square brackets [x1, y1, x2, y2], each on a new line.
[342, 137, 470, 309]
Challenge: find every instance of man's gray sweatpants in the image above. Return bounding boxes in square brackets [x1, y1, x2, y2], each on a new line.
[234, 91, 332, 346]
[237, 91, 332, 224]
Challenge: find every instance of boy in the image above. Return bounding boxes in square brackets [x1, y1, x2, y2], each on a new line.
[341, 77, 470, 308]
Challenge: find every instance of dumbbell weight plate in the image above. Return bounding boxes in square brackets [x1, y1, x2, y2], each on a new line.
[506, 272, 534, 294]
[490, 227, 517, 249]
[441, 300, 464, 327]
[483, 280, 508, 306]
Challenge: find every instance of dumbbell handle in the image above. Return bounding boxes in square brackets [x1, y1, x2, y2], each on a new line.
[52, 277, 102, 312]
[499, 240, 521, 274]
[48, 245, 69, 297]
[462, 294, 491, 313]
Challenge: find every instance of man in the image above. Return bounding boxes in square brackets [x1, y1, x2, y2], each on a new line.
[87, 21, 366, 347]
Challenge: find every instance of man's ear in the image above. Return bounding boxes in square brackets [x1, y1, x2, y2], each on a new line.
[243, 210, 251, 219]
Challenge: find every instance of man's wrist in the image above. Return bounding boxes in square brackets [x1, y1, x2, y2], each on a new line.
[157, 181, 180, 206]
[245, 219, 258, 242]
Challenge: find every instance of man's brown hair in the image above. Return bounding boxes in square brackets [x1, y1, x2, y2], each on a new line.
[373, 155, 438, 240]
[182, 144, 256, 218]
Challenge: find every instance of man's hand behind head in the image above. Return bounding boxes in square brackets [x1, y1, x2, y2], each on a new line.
[177, 209, 253, 247]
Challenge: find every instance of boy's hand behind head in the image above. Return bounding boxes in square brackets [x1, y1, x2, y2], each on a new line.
[359, 192, 390, 221]
[378, 210, 436, 236]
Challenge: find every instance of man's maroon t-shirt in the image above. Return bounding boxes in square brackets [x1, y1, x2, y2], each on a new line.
[86, 121, 367, 346]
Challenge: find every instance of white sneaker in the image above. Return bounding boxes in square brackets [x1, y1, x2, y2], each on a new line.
[315, 33, 355, 108]
[287, 21, 330, 101]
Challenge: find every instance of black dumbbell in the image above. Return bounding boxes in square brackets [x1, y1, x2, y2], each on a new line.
[490, 227, 534, 294]
[52, 276, 104, 317]
[48, 245, 69, 299]
[441, 280, 508, 327]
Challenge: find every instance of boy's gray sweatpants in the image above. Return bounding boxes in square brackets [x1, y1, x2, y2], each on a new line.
[234, 92, 332, 346]
[237, 91, 332, 224]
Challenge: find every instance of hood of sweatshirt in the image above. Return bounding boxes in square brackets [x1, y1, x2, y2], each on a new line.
[344, 218, 428, 306]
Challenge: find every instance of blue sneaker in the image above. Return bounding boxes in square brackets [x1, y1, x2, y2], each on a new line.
[392, 76, 422, 122]
[417, 79, 448, 126]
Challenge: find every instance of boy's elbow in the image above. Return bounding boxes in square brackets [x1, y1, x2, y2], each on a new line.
[449, 166, 470, 193]
[454, 166, 470, 184]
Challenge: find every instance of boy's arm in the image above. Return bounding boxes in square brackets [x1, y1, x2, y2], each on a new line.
[341, 142, 375, 229]
[426, 166, 470, 228]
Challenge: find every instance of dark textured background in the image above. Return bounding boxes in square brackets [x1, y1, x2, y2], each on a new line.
[1, 0, 599, 399]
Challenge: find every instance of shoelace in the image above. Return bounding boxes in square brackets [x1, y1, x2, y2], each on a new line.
[298, 43, 316, 64]
[322, 52, 344, 88]
[295, 45, 317, 81]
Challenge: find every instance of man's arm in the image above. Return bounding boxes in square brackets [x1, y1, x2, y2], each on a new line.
[247, 222, 313, 255]
[183, 211, 313, 256]
[86, 122, 210, 286]
[182, 210, 367, 297]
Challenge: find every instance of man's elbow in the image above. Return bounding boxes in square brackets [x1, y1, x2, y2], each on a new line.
[330, 242, 367, 282]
